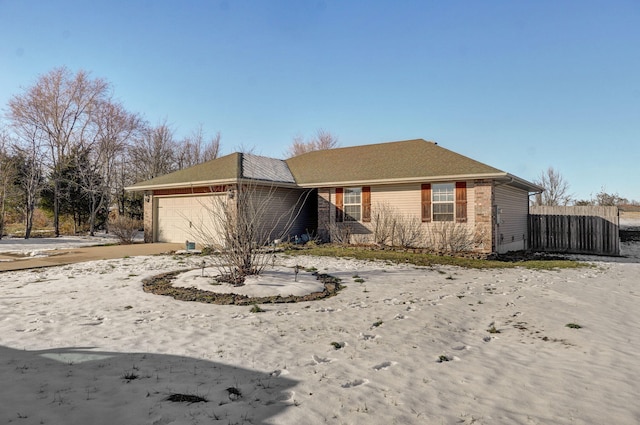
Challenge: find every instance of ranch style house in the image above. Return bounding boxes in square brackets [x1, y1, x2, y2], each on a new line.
[126, 139, 542, 254]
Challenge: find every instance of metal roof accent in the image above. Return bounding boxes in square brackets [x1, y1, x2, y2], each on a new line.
[242, 154, 296, 183]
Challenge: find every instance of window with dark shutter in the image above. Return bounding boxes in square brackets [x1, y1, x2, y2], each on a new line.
[343, 187, 361, 221]
[362, 186, 371, 222]
[456, 182, 467, 223]
[335, 188, 344, 223]
[432, 183, 454, 221]
[421, 184, 432, 222]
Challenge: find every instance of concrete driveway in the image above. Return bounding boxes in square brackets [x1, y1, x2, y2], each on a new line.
[0, 243, 183, 272]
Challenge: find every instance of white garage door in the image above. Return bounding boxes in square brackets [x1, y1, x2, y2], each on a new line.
[155, 195, 226, 245]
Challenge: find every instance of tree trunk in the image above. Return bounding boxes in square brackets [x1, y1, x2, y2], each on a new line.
[89, 195, 97, 236]
[103, 193, 111, 234]
[24, 201, 34, 239]
[0, 192, 5, 240]
[53, 180, 60, 237]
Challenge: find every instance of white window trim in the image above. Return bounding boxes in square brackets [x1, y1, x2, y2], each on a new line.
[343, 187, 362, 222]
[432, 183, 455, 222]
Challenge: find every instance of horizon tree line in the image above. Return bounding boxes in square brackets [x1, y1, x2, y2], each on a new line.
[0, 67, 221, 239]
[0, 67, 338, 240]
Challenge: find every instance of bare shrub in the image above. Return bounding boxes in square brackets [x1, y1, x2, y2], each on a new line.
[191, 182, 311, 284]
[473, 225, 490, 251]
[370, 203, 396, 245]
[426, 222, 474, 253]
[328, 222, 352, 245]
[350, 233, 372, 245]
[109, 216, 142, 244]
[393, 215, 424, 248]
[370, 203, 424, 248]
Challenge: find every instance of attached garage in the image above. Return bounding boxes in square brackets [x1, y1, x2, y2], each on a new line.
[154, 194, 227, 244]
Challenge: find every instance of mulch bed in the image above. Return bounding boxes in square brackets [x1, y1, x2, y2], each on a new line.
[142, 270, 343, 305]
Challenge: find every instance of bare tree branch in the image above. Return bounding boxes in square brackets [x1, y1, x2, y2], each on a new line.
[533, 166, 572, 206]
[286, 129, 340, 157]
[7, 67, 111, 236]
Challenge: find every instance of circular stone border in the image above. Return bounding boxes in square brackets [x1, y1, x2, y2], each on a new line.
[142, 269, 344, 305]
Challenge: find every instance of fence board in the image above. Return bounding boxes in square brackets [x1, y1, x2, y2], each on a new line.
[529, 206, 619, 256]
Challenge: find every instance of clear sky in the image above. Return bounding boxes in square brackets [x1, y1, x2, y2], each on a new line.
[1, 0, 638, 202]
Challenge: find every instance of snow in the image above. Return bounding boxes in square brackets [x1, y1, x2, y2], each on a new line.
[0, 237, 639, 424]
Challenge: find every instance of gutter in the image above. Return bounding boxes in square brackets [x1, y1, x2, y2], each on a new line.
[125, 177, 301, 192]
[296, 172, 512, 188]
[125, 178, 238, 192]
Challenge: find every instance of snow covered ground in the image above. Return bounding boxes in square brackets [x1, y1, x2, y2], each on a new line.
[0, 233, 137, 258]
[0, 236, 639, 424]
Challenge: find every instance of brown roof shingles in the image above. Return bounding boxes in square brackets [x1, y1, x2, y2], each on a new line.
[127, 152, 241, 190]
[286, 139, 505, 185]
[128, 139, 533, 191]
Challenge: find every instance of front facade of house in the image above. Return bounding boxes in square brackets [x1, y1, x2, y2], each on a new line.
[307, 179, 530, 253]
[127, 139, 540, 254]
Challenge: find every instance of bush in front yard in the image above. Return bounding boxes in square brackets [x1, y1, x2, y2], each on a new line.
[109, 216, 141, 244]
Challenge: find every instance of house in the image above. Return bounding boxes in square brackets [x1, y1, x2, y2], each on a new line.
[126, 139, 542, 254]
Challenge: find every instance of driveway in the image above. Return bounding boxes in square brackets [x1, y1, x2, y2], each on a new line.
[0, 243, 183, 272]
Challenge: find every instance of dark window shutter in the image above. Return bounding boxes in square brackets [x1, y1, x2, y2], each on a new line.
[362, 186, 371, 222]
[335, 188, 344, 223]
[421, 184, 431, 222]
[456, 182, 467, 223]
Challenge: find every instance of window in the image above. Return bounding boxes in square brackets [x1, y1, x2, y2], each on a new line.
[343, 187, 361, 221]
[432, 183, 454, 221]
[422, 182, 467, 223]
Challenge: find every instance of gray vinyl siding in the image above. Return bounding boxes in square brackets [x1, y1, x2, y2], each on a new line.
[494, 184, 530, 252]
[253, 186, 314, 242]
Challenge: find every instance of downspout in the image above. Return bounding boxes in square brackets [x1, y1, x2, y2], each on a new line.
[527, 188, 544, 252]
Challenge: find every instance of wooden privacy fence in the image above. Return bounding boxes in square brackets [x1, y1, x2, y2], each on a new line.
[529, 206, 620, 256]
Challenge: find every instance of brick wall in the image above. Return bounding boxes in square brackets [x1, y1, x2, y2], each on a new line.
[473, 179, 494, 253]
[143, 192, 153, 243]
[317, 188, 331, 241]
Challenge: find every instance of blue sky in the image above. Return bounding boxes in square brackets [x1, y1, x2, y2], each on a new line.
[1, 0, 638, 202]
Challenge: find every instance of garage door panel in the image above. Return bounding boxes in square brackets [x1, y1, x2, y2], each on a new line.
[155, 195, 226, 244]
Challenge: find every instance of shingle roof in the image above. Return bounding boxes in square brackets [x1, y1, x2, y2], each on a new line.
[127, 139, 539, 192]
[126, 152, 296, 190]
[126, 152, 241, 190]
[286, 139, 505, 185]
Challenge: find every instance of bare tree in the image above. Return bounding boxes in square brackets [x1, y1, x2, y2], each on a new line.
[286, 129, 340, 157]
[0, 128, 18, 238]
[85, 100, 143, 234]
[175, 125, 221, 169]
[10, 127, 45, 239]
[533, 167, 572, 206]
[595, 188, 628, 206]
[128, 120, 177, 181]
[7, 67, 110, 236]
[202, 131, 221, 162]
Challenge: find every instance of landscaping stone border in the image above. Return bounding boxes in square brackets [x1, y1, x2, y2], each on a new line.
[142, 270, 343, 305]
